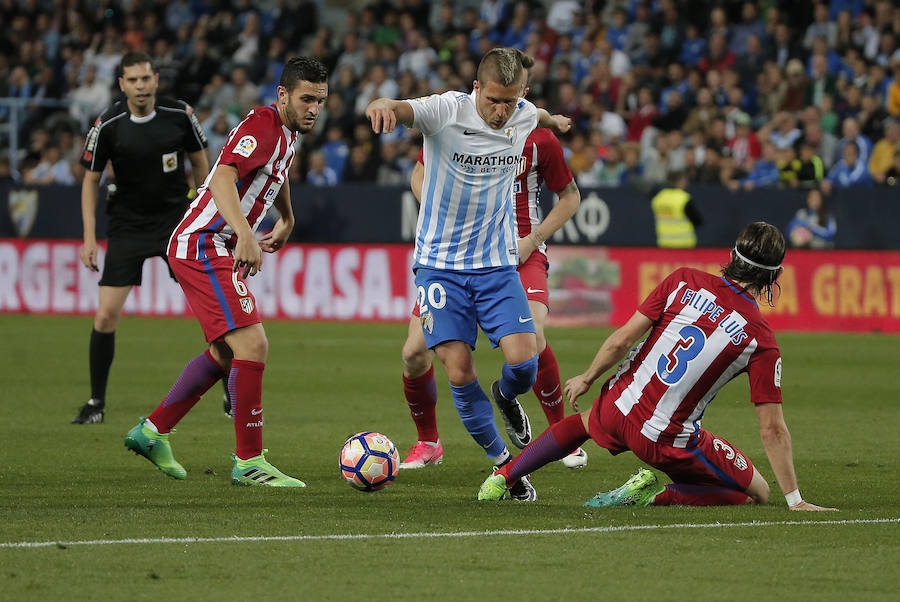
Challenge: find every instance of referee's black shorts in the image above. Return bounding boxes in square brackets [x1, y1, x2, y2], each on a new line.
[99, 235, 176, 287]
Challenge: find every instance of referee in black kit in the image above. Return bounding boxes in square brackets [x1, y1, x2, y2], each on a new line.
[73, 51, 210, 424]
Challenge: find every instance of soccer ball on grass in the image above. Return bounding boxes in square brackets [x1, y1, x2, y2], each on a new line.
[339, 431, 400, 491]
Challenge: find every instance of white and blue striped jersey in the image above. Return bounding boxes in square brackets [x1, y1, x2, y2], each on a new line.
[407, 91, 538, 270]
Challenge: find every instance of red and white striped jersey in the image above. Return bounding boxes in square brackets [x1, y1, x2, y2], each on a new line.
[603, 267, 783, 448]
[512, 128, 573, 254]
[169, 105, 297, 260]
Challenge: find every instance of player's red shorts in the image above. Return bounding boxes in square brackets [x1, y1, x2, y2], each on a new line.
[409, 251, 551, 318]
[588, 394, 755, 492]
[169, 255, 261, 343]
[518, 250, 550, 307]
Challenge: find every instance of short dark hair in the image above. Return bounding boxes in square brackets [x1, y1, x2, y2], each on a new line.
[722, 222, 786, 306]
[280, 56, 328, 91]
[119, 52, 155, 76]
[476, 48, 534, 86]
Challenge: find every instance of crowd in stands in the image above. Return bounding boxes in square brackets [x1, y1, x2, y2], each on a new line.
[2, 0, 900, 206]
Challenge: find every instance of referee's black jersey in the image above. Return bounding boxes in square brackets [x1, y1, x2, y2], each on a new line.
[80, 97, 208, 236]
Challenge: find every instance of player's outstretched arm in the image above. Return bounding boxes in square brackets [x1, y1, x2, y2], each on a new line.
[537, 109, 572, 135]
[80, 169, 103, 272]
[755, 403, 838, 511]
[518, 179, 580, 263]
[260, 178, 294, 254]
[208, 164, 260, 277]
[564, 311, 652, 411]
[365, 98, 415, 134]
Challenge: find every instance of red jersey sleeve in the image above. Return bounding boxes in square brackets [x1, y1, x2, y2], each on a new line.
[534, 129, 573, 192]
[746, 329, 784, 404]
[218, 110, 278, 180]
[417, 147, 423, 164]
[637, 268, 687, 321]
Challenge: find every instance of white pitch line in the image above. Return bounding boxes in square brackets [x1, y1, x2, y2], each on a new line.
[2, 518, 897, 550]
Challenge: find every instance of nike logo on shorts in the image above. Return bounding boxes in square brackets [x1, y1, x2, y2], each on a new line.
[518, 316, 533, 323]
[526, 287, 545, 294]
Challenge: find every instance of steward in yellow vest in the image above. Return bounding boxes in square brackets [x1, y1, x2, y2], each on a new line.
[651, 172, 701, 248]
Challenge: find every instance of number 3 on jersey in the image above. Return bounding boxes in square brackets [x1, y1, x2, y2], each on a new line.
[657, 325, 706, 385]
[417, 282, 447, 314]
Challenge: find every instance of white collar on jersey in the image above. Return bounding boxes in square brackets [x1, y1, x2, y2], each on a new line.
[129, 110, 157, 123]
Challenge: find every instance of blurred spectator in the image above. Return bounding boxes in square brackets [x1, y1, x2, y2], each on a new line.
[306, 150, 338, 186]
[679, 24, 707, 68]
[781, 139, 826, 188]
[822, 140, 872, 192]
[229, 67, 261, 118]
[22, 145, 75, 185]
[68, 64, 110, 124]
[803, 120, 839, 169]
[764, 112, 803, 150]
[320, 128, 350, 182]
[804, 3, 837, 50]
[564, 133, 594, 176]
[626, 87, 659, 142]
[592, 101, 626, 144]
[579, 144, 625, 187]
[699, 33, 736, 73]
[781, 59, 808, 112]
[731, 2, 766, 57]
[731, 141, 780, 191]
[343, 145, 377, 182]
[787, 189, 836, 248]
[869, 119, 900, 183]
[354, 65, 399, 116]
[376, 141, 406, 186]
[859, 92, 890, 141]
[767, 22, 800, 69]
[726, 112, 761, 172]
[837, 116, 873, 166]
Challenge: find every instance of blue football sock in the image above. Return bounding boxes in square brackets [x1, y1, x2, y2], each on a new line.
[451, 379, 507, 458]
[498, 354, 539, 400]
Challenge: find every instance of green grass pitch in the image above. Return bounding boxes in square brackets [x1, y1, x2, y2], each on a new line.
[1, 314, 898, 600]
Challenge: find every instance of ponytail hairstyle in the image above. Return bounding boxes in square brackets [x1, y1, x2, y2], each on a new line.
[721, 222, 786, 306]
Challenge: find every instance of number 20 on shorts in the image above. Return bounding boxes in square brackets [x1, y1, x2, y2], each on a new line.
[417, 282, 446, 314]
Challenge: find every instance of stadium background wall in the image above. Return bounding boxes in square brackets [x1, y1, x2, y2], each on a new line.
[1, 239, 898, 333]
[2, 183, 900, 249]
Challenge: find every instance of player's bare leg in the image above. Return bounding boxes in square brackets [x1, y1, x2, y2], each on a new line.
[74, 285, 132, 424]
[223, 324, 304, 487]
[400, 317, 442, 469]
[490, 332, 538, 448]
[528, 300, 587, 468]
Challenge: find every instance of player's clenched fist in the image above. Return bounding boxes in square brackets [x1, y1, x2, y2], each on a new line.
[552, 114, 572, 134]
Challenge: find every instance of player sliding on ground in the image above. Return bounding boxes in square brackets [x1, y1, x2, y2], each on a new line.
[366, 48, 571, 500]
[399, 133, 585, 471]
[124, 57, 328, 487]
[479, 222, 837, 510]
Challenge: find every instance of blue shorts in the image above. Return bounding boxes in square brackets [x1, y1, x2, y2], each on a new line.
[414, 266, 535, 349]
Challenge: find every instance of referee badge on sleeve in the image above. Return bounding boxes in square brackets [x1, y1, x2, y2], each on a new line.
[162, 152, 178, 173]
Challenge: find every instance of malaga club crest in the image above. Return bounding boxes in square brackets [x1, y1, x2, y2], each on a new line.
[8, 189, 38, 237]
[504, 126, 517, 145]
